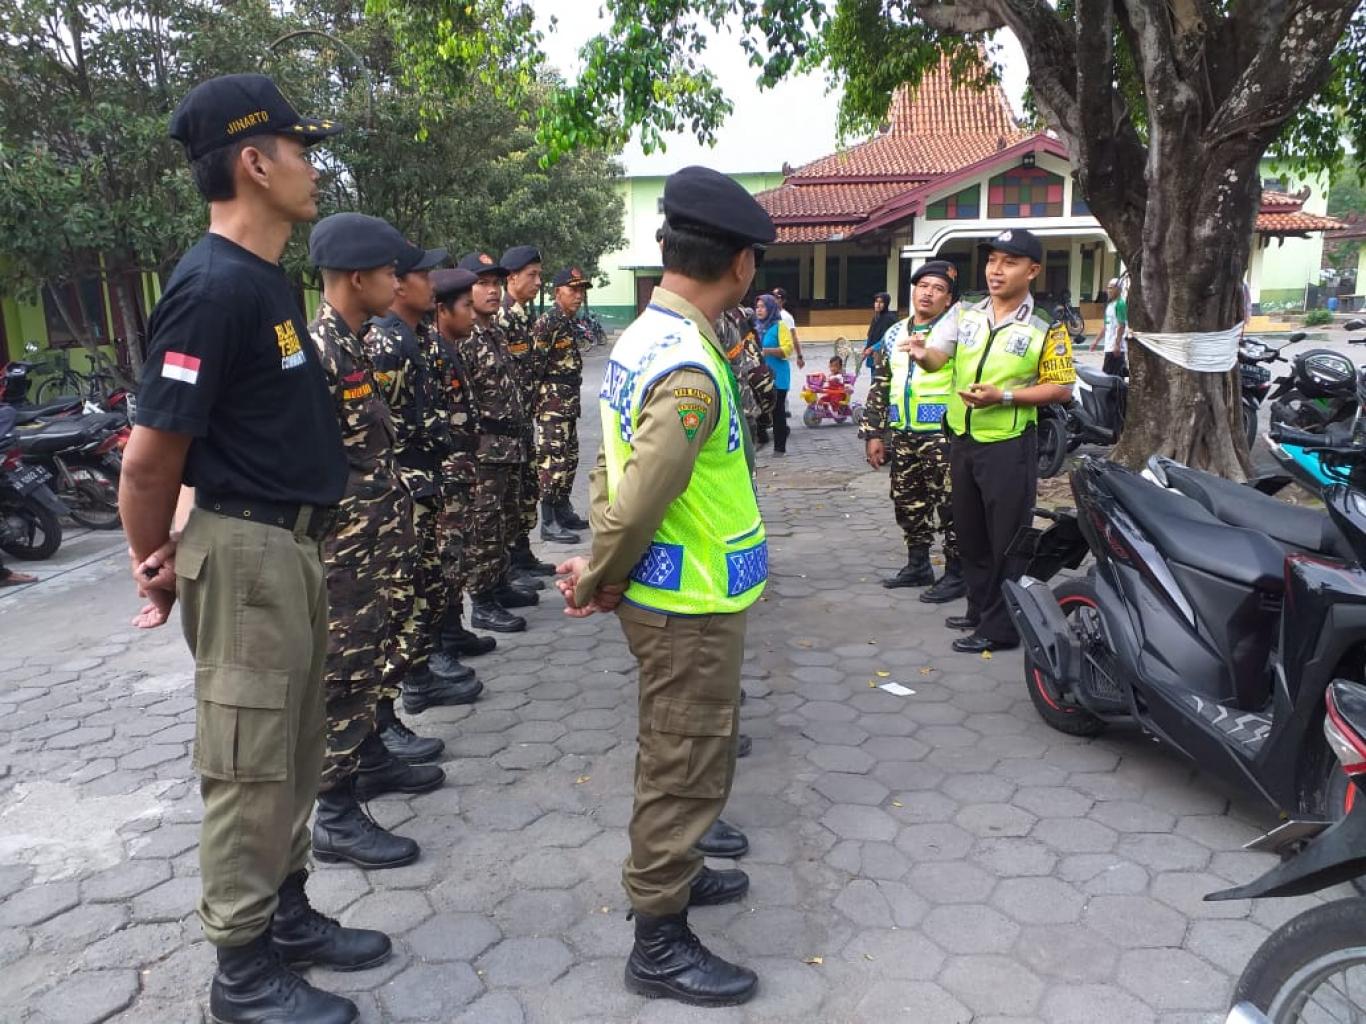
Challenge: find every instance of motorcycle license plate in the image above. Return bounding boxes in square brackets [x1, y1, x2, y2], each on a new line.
[10, 464, 51, 496]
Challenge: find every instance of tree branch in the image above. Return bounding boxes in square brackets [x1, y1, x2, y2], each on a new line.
[909, 0, 1006, 33]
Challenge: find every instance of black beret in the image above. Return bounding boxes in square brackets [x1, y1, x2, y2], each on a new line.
[500, 245, 542, 272]
[978, 228, 1043, 263]
[170, 73, 342, 162]
[456, 251, 510, 278]
[309, 213, 406, 270]
[662, 166, 776, 246]
[395, 242, 448, 277]
[432, 268, 479, 302]
[551, 266, 592, 289]
[911, 259, 960, 298]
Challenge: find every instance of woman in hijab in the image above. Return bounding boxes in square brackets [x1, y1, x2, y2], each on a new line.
[860, 292, 898, 381]
[755, 293, 792, 455]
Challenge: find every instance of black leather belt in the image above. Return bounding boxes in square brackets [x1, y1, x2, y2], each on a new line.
[197, 493, 340, 540]
[479, 416, 523, 437]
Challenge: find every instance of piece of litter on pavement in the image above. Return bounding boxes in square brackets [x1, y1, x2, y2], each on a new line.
[878, 682, 915, 697]
[802, 956, 824, 966]
[875, 671, 890, 678]
[981, 651, 993, 660]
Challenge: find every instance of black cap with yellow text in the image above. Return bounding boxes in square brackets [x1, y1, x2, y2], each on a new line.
[169, 73, 342, 161]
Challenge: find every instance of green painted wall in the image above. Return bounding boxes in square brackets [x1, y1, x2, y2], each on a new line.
[1258, 161, 1330, 300]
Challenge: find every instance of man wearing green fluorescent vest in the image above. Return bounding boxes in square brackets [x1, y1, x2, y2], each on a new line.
[901, 228, 1076, 654]
[861, 261, 965, 602]
[555, 165, 772, 1007]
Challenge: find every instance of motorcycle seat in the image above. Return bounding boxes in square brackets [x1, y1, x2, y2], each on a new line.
[13, 416, 108, 455]
[1105, 467, 1287, 591]
[1162, 462, 1352, 561]
[12, 396, 82, 425]
[1077, 366, 1123, 391]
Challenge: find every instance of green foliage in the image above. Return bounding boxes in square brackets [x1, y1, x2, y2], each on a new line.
[1304, 308, 1335, 325]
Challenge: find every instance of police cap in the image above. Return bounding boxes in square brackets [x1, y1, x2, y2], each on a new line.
[978, 228, 1043, 263]
[395, 242, 448, 277]
[551, 266, 592, 289]
[170, 73, 342, 162]
[432, 268, 479, 303]
[911, 260, 960, 298]
[457, 252, 510, 278]
[501, 245, 542, 272]
[662, 166, 776, 247]
[309, 213, 406, 271]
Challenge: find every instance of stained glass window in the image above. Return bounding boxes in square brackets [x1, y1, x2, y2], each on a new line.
[987, 165, 1064, 218]
[926, 185, 981, 220]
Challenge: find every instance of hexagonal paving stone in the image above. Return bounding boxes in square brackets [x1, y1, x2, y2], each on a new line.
[841, 928, 946, 980]
[895, 823, 975, 862]
[344, 890, 433, 934]
[821, 805, 898, 842]
[812, 772, 888, 806]
[1041, 983, 1156, 1024]
[907, 861, 997, 904]
[477, 936, 574, 987]
[991, 876, 1086, 924]
[1015, 923, 1121, 983]
[1089, 800, 1178, 833]
[82, 859, 173, 902]
[955, 803, 1037, 838]
[405, 912, 501, 961]
[889, 790, 959, 823]
[833, 879, 894, 928]
[493, 890, 580, 937]
[939, 773, 1016, 804]
[379, 962, 483, 1020]
[1117, 947, 1231, 1010]
[31, 968, 139, 1024]
[510, 848, 588, 890]
[1083, 894, 1189, 948]
[1150, 871, 1251, 920]
[853, 979, 972, 1023]
[1116, 833, 1211, 872]
[807, 746, 876, 775]
[971, 837, 1057, 878]
[921, 904, 1020, 954]
[0, 881, 79, 926]
[1186, 919, 1272, 975]
[939, 954, 1045, 1016]
[1012, 786, 1095, 819]
[1032, 817, 1120, 854]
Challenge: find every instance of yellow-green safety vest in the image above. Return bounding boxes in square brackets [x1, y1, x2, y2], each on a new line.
[946, 302, 1053, 442]
[599, 303, 767, 615]
[884, 317, 955, 433]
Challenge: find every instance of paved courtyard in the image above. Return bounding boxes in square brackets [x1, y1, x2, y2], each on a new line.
[0, 350, 1343, 1023]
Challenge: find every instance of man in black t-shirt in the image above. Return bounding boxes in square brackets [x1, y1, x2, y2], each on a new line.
[119, 74, 386, 1024]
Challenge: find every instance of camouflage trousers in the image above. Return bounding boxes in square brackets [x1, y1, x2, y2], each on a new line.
[536, 410, 580, 504]
[468, 462, 520, 595]
[321, 491, 419, 789]
[889, 430, 958, 562]
[405, 493, 446, 663]
[436, 465, 474, 601]
[517, 457, 539, 538]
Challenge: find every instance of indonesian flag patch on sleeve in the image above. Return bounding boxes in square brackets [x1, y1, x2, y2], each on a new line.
[160, 351, 201, 385]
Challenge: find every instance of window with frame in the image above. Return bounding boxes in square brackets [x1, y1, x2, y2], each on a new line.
[41, 278, 108, 349]
[925, 185, 981, 220]
[988, 165, 1065, 218]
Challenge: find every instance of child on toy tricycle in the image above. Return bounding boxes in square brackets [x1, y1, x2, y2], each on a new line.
[800, 356, 862, 427]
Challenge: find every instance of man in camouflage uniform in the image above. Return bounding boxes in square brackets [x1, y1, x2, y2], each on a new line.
[365, 240, 484, 723]
[455, 251, 538, 632]
[304, 213, 445, 872]
[427, 268, 495, 658]
[859, 261, 966, 603]
[531, 266, 593, 536]
[500, 245, 576, 561]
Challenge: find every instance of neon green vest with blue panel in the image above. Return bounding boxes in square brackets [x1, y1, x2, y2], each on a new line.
[600, 303, 767, 615]
[945, 301, 1052, 442]
[884, 317, 955, 433]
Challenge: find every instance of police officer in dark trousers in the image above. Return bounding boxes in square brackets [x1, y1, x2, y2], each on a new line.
[902, 229, 1075, 653]
[120, 74, 385, 1024]
[557, 166, 773, 1007]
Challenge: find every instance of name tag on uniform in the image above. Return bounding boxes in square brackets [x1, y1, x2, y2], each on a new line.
[1004, 331, 1032, 357]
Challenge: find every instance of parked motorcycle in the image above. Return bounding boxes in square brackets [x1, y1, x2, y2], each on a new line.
[13, 413, 125, 529]
[1210, 679, 1366, 1023]
[1036, 403, 1069, 478]
[0, 434, 66, 561]
[1002, 424, 1366, 824]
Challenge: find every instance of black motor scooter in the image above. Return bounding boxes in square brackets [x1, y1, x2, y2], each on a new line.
[1002, 426, 1366, 823]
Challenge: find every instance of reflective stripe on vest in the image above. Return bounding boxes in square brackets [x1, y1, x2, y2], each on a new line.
[945, 305, 1049, 442]
[885, 318, 955, 433]
[599, 304, 767, 615]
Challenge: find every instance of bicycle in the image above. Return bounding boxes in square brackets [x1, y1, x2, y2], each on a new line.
[576, 311, 608, 353]
[32, 347, 117, 404]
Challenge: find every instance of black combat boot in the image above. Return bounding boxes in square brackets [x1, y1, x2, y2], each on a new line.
[510, 534, 556, 576]
[920, 558, 967, 603]
[376, 697, 445, 763]
[401, 667, 482, 715]
[507, 565, 547, 591]
[272, 869, 392, 971]
[312, 781, 419, 869]
[540, 499, 580, 544]
[624, 910, 759, 1007]
[694, 818, 748, 858]
[555, 498, 590, 531]
[494, 574, 541, 607]
[688, 866, 750, 906]
[210, 932, 357, 1024]
[428, 646, 476, 683]
[353, 732, 444, 800]
[882, 544, 935, 588]
[439, 605, 497, 657]
[470, 594, 526, 633]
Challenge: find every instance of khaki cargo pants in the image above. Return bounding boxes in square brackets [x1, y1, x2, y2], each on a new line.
[619, 604, 746, 915]
[175, 507, 329, 947]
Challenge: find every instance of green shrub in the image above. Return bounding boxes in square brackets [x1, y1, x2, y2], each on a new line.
[1303, 308, 1334, 326]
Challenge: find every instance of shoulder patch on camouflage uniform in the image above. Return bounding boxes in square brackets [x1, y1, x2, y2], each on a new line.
[677, 400, 708, 441]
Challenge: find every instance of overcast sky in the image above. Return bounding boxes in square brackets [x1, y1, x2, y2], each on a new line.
[529, 3, 1031, 176]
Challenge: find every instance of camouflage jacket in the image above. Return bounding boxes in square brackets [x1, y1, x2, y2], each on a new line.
[531, 307, 584, 417]
[717, 309, 761, 422]
[363, 313, 453, 497]
[496, 297, 539, 411]
[307, 299, 408, 547]
[427, 329, 480, 485]
[454, 318, 527, 464]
